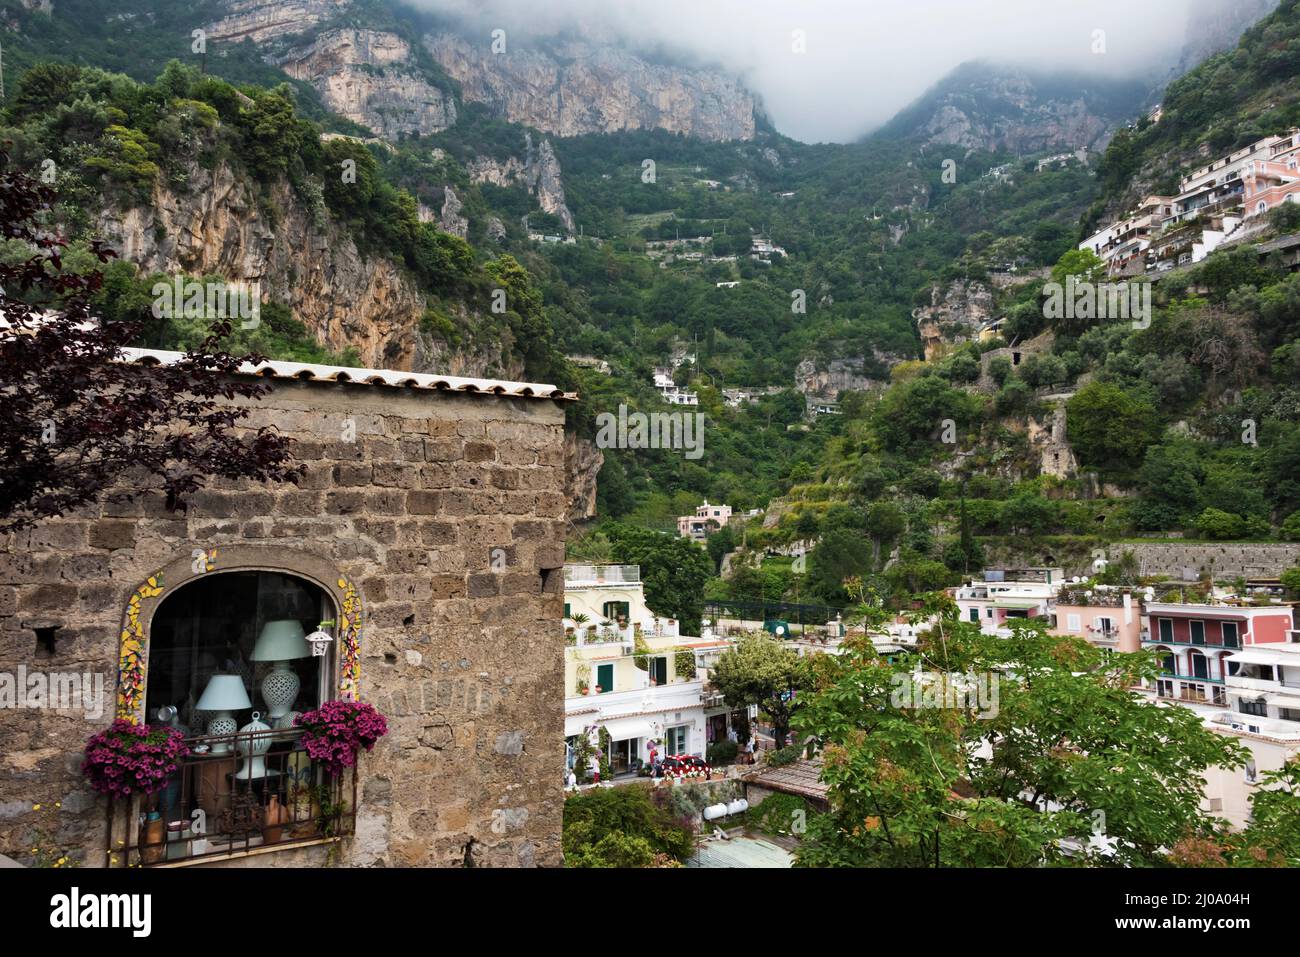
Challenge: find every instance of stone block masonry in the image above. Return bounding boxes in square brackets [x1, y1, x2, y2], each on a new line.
[1127, 542, 1300, 581]
[0, 374, 569, 868]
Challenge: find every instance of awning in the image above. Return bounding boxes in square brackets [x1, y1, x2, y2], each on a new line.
[600, 716, 655, 742]
[1225, 648, 1300, 667]
[992, 600, 1042, 610]
[565, 713, 596, 737]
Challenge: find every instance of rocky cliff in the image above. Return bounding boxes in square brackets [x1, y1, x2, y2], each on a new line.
[563, 432, 603, 522]
[425, 33, 756, 142]
[882, 62, 1147, 154]
[1172, 0, 1279, 77]
[466, 133, 575, 233]
[93, 159, 520, 379]
[795, 356, 896, 401]
[914, 280, 996, 360]
[205, 0, 353, 44]
[276, 29, 457, 139]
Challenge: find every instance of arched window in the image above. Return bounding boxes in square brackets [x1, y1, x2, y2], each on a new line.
[1155, 647, 1176, 674]
[145, 570, 336, 735]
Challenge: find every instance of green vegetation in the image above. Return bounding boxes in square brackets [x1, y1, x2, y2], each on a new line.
[709, 634, 805, 749]
[8, 0, 1300, 610]
[793, 615, 1249, 867]
[1088, 0, 1300, 226]
[741, 793, 819, 838]
[562, 784, 693, 868]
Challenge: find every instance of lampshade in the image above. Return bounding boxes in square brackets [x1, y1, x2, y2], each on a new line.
[195, 674, 251, 712]
[250, 619, 310, 662]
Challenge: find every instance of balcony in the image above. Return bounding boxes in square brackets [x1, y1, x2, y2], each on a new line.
[565, 679, 707, 720]
[565, 564, 640, 585]
[109, 726, 355, 867]
[1143, 635, 1243, 650]
[1155, 682, 1227, 706]
[1210, 711, 1300, 742]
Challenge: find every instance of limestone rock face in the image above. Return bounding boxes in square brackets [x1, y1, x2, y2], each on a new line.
[564, 432, 604, 522]
[794, 357, 894, 402]
[886, 63, 1143, 155]
[93, 160, 520, 377]
[467, 133, 575, 233]
[426, 33, 755, 142]
[914, 280, 995, 361]
[920, 87, 1114, 154]
[205, 0, 353, 44]
[439, 185, 469, 239]
[278, 29, 456, 138]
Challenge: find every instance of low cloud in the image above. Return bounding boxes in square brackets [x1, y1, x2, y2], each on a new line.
[407, 0, 1249, 142]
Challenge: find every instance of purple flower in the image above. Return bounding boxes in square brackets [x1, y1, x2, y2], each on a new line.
[295, 700, 389, 776]
[81, 720, 190, 797]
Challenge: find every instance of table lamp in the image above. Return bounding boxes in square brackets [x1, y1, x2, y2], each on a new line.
[251, 619, 311, 720]
[195, 674, 251, 754]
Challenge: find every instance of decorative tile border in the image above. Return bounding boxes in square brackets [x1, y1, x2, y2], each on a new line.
[338, 578, 362, 701]
[117, 573, 165, 722]
[114, 548, 363, 722]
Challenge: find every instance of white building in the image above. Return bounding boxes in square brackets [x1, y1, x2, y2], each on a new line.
[563, 565, 748, 779]
[661, 387, 699, 406]
[954, 567, 1064, 635]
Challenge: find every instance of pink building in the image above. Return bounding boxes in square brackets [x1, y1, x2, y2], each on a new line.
[676, 501, 732, 542]
[1241, 144, 1300, 220]
[1143, 601, 1297, 707]
[1051, 586, 1142, 652]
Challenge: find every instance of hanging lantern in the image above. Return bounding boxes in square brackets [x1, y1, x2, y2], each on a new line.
[305, 626, 334, 659]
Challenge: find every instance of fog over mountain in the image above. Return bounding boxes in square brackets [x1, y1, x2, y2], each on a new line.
[405, 0, 1272, 142]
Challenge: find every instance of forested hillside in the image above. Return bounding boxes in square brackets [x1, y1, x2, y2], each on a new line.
[3, 0, 1300, 606]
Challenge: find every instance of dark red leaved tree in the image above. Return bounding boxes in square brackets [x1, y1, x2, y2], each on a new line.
[0, 149, 300, 532]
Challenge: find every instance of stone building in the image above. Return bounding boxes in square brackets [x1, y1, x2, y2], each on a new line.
[0, 349, 574, 868]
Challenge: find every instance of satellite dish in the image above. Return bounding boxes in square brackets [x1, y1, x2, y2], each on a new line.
[775, 625, 786, 636]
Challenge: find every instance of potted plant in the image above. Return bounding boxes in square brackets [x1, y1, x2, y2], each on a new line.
[293, 700, 389, 776]
[82, 720, 191, 799]
[576, 663, 591, 695]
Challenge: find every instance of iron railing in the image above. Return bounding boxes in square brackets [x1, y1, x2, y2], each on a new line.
[703, 598, 846, 629]
[107, 726, 355, 867]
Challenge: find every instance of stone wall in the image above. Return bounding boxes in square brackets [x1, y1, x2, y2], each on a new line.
[0, 375, 569, 867]
[1125, 542, 1300, 580]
